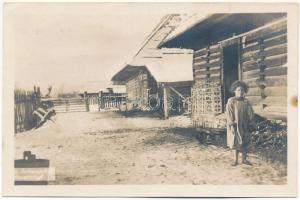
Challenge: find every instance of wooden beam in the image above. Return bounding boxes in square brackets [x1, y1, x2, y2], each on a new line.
[262, 96, 287, 106]
[244, 19, 287, 42]
[169, 86, 186, 100]
[264, 75, 287, 87]
[264, 65, 287, 77]
[194, 48, 208, 57]
[238, 37, 243, 80]
[264, 33, 287, 48]
[163, 84, 169, 119]
[264, 86, 287, 96]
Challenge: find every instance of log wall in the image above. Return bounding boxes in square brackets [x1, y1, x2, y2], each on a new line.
[241, 19, 287, 117]
[193, 44, 222, 85]
[125, 71, 149, 109]
[191, 18, 287, 128]
[192, 43, 223, 118]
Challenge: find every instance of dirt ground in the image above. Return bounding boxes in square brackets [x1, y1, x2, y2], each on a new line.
[15, 111, 287, 185]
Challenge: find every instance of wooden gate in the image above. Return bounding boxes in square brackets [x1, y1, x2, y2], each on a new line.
[52, 98, 88, 113]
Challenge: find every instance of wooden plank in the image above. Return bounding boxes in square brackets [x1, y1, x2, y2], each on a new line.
[246, 87, 261, 96]
[264, 86, 287, 97]
[264, 43, 287, 55]
[264, 75, 287, 87]
[194, 56, 208, 63]
[243, 77, 260, 87]
[209, 59, 221, 68]
[208, 46, 221, 54]
[242, 49, 260, 62]
[59, 107, 87, 111]
[245, 19, 287, 42]
[242, 69, 261, 80]
[196, 73, 220, 79]
[262, 105, 287, 113]
[195, 68, 221, 76]
[246, 96, 262, 105]
[163, 85, 169, 119]
[262, 96, 287, 106]
[263, 33, 287, 48]
[193, 60, 207, 67]
[264, 54, 287, 68]
[194, 62, 221, 69]
[194, 58, 221, 66]
[242, 60, 260, 72]
[194, 76, 221, 84]
[209, 57, 221, 64]
[194, 48, 208, 57]
[54, 108, 86, 112]
[242, 43, 287, 62]
[56, 110, 86, 113]
[244, 40, 259, 48]
[242, 43, 260, 53]
[264, 65, 287, 77]
[194, 66, 221, 72]
[209, 43, 220, 50]
[208, 52, 221, 60]
[242, 53, 287, 72]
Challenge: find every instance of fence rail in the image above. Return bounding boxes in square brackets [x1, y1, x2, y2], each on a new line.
[52, 98, 88, 113]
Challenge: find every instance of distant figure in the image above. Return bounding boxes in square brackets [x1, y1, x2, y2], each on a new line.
[226, 80, 254, 166]
[45, 85, 52, 98]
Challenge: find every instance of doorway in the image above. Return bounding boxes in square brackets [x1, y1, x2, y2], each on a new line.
[223, 43, 239, 104]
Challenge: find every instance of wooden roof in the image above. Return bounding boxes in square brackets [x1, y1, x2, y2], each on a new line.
[111, 49, 194, 84]
[160, 13, 286, 50]
[112, 14, 194, 84]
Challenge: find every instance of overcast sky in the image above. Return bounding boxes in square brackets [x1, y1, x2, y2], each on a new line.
[6, 3, 166, 94]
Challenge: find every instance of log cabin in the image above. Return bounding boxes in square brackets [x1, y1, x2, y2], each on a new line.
[111, 14, 195, 118]
[111, 49, 194, 117]
[159, 13, 287, 128]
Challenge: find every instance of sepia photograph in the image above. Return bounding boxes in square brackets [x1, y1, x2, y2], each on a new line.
[2, 2, 298, 197]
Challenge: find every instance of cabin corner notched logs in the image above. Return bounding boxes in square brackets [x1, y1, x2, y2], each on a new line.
[125, 72, 150, 110]
[192, 44, 224, 128]
[241, 19, 287, 115]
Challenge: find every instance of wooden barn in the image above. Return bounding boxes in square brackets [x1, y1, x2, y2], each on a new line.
[111, 49, 194, 117]
[159, 13, 287, 128]
[112, 14, 195, 118]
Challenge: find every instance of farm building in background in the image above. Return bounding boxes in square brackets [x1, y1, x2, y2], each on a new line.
[78, 86, 126, 111]
[111, 14, 195, 118]
[112, 48, 193, 117]
[158, 13, 287, 129]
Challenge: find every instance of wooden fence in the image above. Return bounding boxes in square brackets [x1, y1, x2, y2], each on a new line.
[52, 98, 88, 113]
[15, 89, 40, 133]
[99, 92, 127, 110]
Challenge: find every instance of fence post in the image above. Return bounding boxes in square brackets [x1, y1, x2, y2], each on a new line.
[163, 84, 169, 119]
[84, 91, 89, 112]
[100, 91, 104, 110]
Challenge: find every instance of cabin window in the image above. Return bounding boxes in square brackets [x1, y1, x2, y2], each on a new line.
[223, 43, 239, 104]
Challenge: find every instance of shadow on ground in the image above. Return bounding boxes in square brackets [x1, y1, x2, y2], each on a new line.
[143, 127, 227, 147]
[143, 126, 287, 164]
